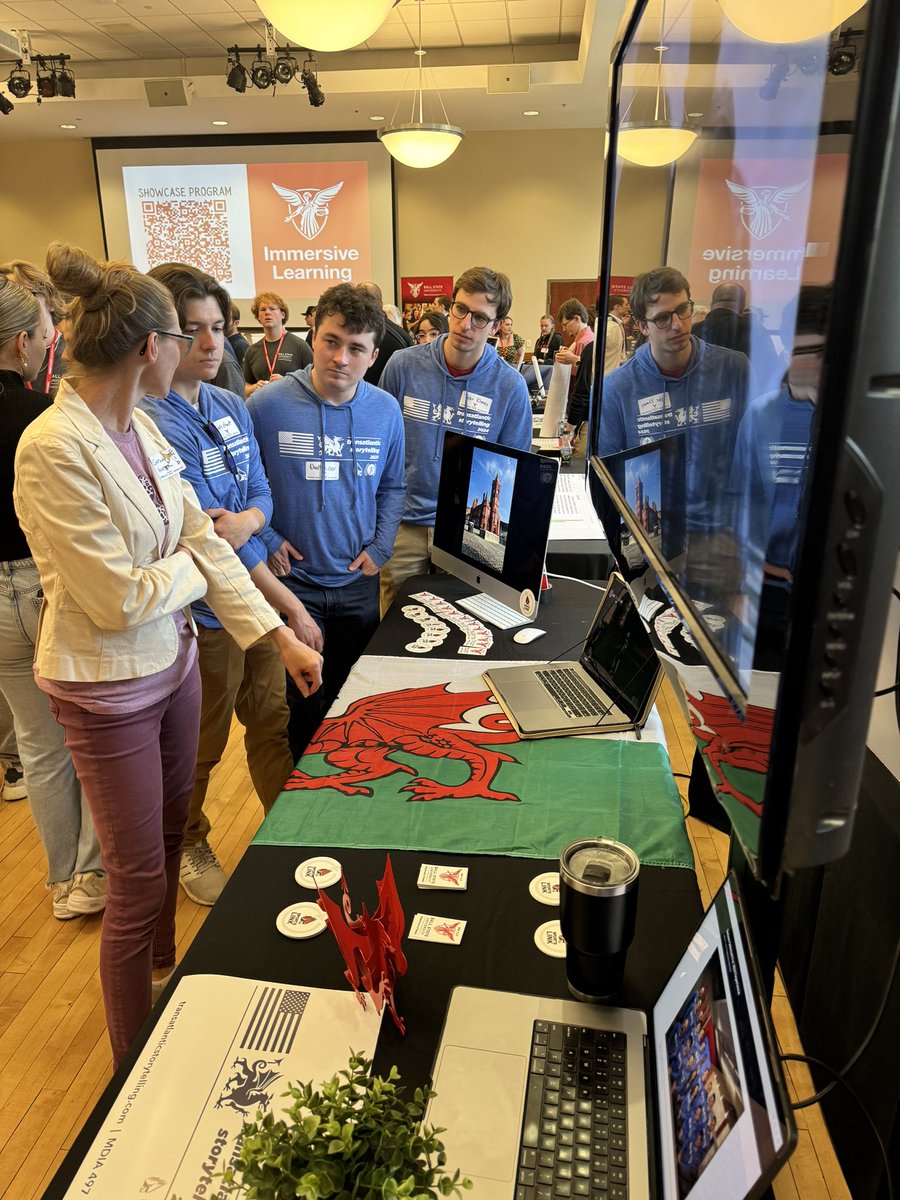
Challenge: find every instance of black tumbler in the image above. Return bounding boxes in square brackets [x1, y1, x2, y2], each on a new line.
[559, 838, 640, 1002]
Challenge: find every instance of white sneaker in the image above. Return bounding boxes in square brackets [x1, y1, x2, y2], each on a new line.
[68, 871, 107, 916]
[51, 879, 76, 920]
[151, 967, 176, 1006]
[179, 841, 227, 906]
[2, 763, 27, 802]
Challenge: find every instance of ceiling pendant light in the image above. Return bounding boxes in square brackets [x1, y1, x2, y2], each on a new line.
[378, 0, 463, 170]
[254, 0, 395, 53]
[717, 0, 863, 45]
[617, 0, 697, 168]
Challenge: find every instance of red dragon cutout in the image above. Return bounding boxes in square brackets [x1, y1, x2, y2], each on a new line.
[686, 690, 774, 815]
[284, 683, 520, 803]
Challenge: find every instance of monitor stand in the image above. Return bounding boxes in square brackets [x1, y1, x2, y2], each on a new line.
[457, 592, 531, 630]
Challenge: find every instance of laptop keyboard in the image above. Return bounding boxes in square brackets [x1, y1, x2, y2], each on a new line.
[516, 1021, 629, 1200]
[535, 668, 607, 719]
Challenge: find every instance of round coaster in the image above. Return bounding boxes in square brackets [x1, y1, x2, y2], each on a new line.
[405, 641, 432, 654]
[276, 901, 327, 939]
[534, 919, 567, 958]
[529, 871, 561, 906]
[295, 855, 342, 889]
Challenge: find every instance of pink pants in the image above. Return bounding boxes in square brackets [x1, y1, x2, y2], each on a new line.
[49, 662, 202, 1066]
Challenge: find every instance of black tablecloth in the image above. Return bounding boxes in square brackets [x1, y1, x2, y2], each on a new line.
[47, 845, 701, 1197]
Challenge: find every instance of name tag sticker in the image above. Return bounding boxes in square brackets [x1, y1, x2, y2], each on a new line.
[638, 392, 668, 416]
[213, 415, 241, 440]
[461, 391, 492, 416]
[149, 447, 185, 479]
[305, 461, 340, 481]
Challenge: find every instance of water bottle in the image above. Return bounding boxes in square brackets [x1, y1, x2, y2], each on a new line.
[558, 419, 573, 465]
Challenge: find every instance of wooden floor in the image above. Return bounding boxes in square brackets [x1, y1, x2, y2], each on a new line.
[0, 679, 849, 1198]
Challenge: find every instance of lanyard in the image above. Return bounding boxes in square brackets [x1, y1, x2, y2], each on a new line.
[25, 328, 58, 392]
[262, 332, 286, 379]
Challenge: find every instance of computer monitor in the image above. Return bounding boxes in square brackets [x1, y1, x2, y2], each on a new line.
[590, 0, 900, 892]
[432, 431, 559, 622]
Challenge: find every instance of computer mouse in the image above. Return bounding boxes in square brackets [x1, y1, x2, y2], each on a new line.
[513, 626, 547, 645]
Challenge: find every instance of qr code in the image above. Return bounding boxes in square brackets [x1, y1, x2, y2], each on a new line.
[142, 199, 231, 280]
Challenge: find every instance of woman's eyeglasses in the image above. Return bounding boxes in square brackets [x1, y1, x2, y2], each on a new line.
[153, 330, 195, 356]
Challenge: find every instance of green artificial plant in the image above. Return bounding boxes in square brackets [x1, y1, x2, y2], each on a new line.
[221, 1052, 472, 1200]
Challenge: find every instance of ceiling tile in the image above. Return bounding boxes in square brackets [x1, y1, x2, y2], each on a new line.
[115, 0, 182, 14]
[507, 0, 561, 19]
[510, 17, 562, 42]
[561, 0, 584, 14]
[401, 2, 453, 22]
[26, 34, 87, 57]
[417, 22, 462, 46]
[460, 20, 510, 45]
[2, 2, 74, 21]
[560, 14, 582, 35]
[365, 26, 415, 48]
[456, 0, 506, 19]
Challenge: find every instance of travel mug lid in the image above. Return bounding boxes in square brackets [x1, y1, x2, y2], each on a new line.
[560, 838, 639, 896]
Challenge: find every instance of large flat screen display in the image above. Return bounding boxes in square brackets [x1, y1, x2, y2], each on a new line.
[93, 138, 395, 313]
[590, 0, 900, 889]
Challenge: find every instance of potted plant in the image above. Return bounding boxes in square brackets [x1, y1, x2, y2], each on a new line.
[221, 1052, 472, 1200]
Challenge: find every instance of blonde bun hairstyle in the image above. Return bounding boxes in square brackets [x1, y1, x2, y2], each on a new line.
[45, 242, 175, 371]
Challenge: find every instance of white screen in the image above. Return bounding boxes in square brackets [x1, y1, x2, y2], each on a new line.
[94, 140, 395, 313]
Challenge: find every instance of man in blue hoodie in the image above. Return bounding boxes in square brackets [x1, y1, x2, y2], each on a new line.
[378, 266, 533, 612]
[599, 266, 751, 537]
[248, 284, 406, 760]
[142, 264, 324, 905]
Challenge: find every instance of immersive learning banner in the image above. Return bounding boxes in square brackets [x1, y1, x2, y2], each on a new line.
[123, 160, 373, 297]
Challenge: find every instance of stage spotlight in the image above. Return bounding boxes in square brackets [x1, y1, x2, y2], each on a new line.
[301, 64, 325, 107]
[274, 53, 298, 85]
[37, 66, 58, 99]
[226, 56, 248, 93]
[828, 41, 857, 75]
[57, 68, 76, 98]
[7, 62, 32, 99]
[250, 52, 274, 89]
[0, 91, 13, 116]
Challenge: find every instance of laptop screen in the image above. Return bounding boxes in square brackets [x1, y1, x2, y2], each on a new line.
[652, 876, 794, 1199]
[579, 575, 661, 720]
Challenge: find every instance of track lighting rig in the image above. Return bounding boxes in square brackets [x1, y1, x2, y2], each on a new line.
[225, 40, 325, 107]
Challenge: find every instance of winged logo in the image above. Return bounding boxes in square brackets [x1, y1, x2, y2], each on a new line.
[725, 178, 809, 240]
[408, 281, 424, 298]
[272, 180, 344, 241]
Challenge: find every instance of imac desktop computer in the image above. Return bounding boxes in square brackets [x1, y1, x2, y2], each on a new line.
[431, 431, 559, 629]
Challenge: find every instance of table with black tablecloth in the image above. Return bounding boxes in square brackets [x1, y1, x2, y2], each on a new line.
[45, 574, 701, 1198]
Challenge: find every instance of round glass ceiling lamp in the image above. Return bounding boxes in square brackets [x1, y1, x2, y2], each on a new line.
[255, 0, 395, 52]
[717, 0, 863, 43]
[378, 122, 464, 169]
[617, 121, 697, 167]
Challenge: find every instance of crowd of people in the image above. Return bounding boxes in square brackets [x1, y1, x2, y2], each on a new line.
[1, 240, 812, 1068]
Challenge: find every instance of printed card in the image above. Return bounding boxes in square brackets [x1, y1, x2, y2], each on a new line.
[409, 913, 467, 944]
[417, 864, 469, 891]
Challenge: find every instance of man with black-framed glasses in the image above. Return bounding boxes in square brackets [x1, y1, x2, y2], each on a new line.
[378, 265, 532, 612]
[599, 266, 751, 535]
[141, 263, 323, 907]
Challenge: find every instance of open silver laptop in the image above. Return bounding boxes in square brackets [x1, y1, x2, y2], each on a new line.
[484, 574, 662, 738]
[428, 874, 796, 1200]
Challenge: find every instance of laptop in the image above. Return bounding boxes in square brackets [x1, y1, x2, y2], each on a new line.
[484, 574, 663, 738]
[427, 873, 796, 1200]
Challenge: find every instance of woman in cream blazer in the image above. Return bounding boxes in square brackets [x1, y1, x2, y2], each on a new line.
[14, 243, 323, 1066]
